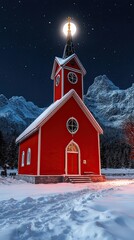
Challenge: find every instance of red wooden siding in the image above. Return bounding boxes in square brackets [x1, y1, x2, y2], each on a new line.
[55, 62, 60, 74]
[40, 97, 100, 175]
[65, 58, 81, 71]
[63, 69, 83, 99]
[18, 131, 38, 175]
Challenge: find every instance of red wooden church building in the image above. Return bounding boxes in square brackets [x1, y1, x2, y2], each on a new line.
[16, 19, 105, 183]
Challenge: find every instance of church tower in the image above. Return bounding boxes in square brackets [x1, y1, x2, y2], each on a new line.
[51, 17, 86, 102]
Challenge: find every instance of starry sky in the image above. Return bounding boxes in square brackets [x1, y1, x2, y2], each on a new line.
[0, 0, 134, 107]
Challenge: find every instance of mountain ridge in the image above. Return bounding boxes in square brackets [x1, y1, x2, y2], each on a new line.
[0, 75, 133, 140]
[84, 75, 133, 128]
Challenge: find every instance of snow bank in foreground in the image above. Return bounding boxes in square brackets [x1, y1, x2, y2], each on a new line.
[0, 177, 134, 240]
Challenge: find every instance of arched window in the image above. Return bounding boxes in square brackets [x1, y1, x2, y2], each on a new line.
[56, 74, 60, 86]
[27, 148, 31, 165]
[67, 142, 78, 152]
[21, 151, 25, 167]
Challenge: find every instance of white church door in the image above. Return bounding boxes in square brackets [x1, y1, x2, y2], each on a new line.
[65, 141, 81, 175]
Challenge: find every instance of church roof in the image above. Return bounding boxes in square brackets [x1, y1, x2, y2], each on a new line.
[51, 53, 86, 80]
[16, 90, 103, 143]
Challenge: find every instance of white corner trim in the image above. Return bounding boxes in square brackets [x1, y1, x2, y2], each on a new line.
[37, 127, 41, 175]
[64, 66, 82, 74]
[62, 68, 64, 97]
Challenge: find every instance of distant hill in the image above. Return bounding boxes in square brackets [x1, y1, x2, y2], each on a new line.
[0, 94, 44, 140]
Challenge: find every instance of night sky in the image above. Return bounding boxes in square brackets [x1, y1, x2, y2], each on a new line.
[0, 0, 134, 107]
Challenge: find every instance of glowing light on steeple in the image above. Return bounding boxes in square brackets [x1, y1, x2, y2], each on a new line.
[63, 17, 76, 36]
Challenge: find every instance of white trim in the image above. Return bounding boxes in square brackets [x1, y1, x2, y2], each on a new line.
[62, 68, 64, 97]
[51, 54, 86, 79]
[98, 133, 101, 175]
[37, 127, 41, 175]
[65, 140, 81, 175]
[18, 145, 20, 170]
[64, 66, 82, 74]
[82, 73, 84, 101]
[16, 90, 103, 143]
[55, 66, 62, 78]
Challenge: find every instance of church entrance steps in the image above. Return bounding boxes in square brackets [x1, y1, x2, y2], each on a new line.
[65, 175, 92, 183]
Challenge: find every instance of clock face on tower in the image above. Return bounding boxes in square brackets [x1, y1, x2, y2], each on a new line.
[68, 72, 78, 84]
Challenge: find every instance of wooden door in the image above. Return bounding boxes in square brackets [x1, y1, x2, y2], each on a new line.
[67, 152, 78, 174]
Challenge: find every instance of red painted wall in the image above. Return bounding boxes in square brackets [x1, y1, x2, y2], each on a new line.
[66, 58, 81, 70]
[18, 131, 38, 175]
[40, 97, 100, 175]
[54, 69, 62, 101]
[63, 69, 83, 99]
[55, 62, 60, 73]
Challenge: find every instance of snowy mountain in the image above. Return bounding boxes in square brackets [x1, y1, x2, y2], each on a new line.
[84, 75, 134, 128]
[0, 75, 133, 140]
[0, 94, 44, 140]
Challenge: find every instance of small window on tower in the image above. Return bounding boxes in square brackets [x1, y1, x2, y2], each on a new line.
[56, 75, 60, 86]
[68, 72, 78, 84]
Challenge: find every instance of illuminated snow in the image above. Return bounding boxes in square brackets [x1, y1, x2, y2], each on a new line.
[0, 174, 134, 240]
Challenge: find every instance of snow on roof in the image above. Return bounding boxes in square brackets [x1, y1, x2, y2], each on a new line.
[55, 54, 76, 66]
[16, 89, 103, 143]
[51, 53, 86, 79]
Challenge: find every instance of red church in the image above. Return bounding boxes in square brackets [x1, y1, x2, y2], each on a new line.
[16, 18, 105, 183]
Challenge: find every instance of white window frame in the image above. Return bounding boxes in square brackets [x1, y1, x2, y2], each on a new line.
[67, 72, 78, 84]
[21, 151, 25, 167]
[66, 117, 79, 134]
[27, 148, 31, 165]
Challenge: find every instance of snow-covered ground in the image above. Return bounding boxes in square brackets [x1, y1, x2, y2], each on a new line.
[0, 175, 134, 240]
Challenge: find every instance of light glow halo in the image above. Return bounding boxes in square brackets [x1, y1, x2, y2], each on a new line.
[63, 22, 76, 36]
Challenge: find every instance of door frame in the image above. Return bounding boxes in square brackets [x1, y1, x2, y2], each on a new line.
[65, 140, 81, 175]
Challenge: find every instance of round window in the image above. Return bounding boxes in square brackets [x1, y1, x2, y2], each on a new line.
[68, 72, 78, 84]
[56, 75, 60, 86]
[66, 117, 79, 134]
